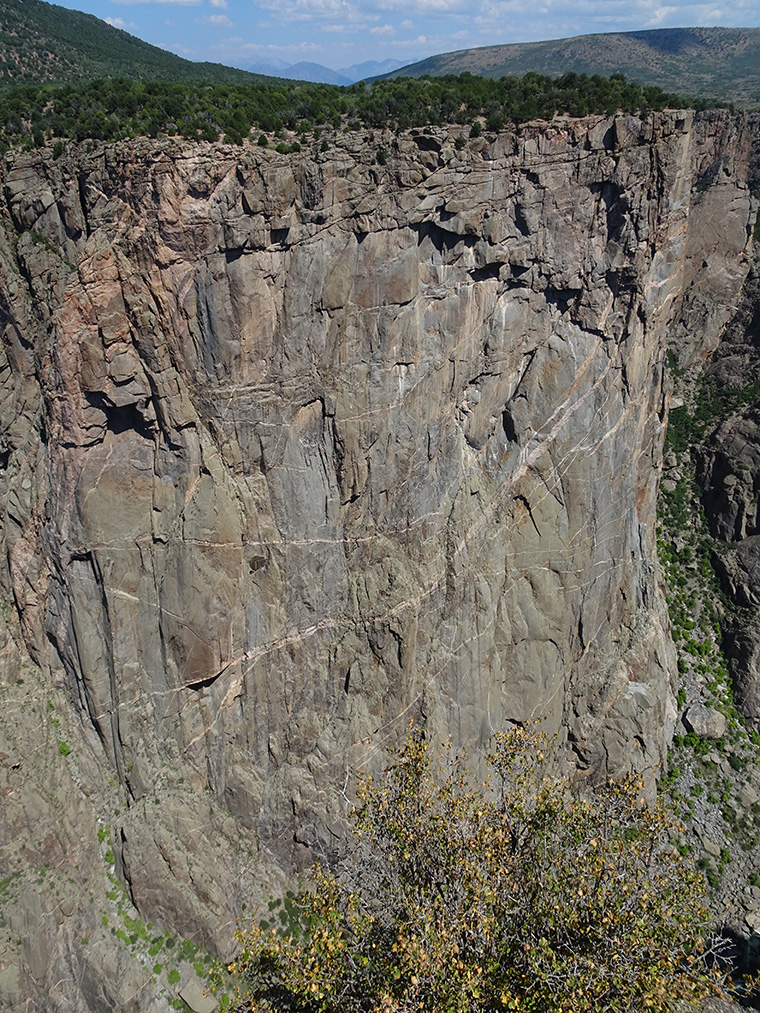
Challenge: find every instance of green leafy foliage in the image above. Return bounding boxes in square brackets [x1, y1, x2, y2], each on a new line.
[0, 71, 702, 153]
[665, 374, 760, 455]
[219, 728, 723, 1013]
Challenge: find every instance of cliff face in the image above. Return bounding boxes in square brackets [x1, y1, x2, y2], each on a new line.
[695, 262, 760, 728]
[0, 112, 755, 1010]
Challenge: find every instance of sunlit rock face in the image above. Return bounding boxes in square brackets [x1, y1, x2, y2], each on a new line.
[0, 111, 755, 1010]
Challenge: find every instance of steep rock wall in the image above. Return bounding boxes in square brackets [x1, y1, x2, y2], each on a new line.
[0, 111, 755, 1010]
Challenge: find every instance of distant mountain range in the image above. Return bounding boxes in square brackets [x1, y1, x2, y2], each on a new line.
[242, 59, 410, 86]
[379, 27, 760, 106]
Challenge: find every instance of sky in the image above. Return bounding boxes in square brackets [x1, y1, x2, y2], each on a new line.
[53, 0, 760, 73]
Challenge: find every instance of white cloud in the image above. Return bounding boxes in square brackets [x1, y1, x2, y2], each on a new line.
[157, 41, 195, 53]
[213, 37, 323, 53]
[257, 0, 345, 16]
[644, 5, 676, 23]
[209, 0, 229, 6]
[462, 0, 760, 36]
[256, 0, 375, 22]
[266, 39, 323, 50]
[323, 20, 370, 29]
[374, 0, 467, 10]
[104, 16, 138, 28]
[198, 12, 234, 24]
[119, 0, 202, 7]
[209, 35, 248, 48]
[692, 5, 725, 22]
[370, 22, 395, 33]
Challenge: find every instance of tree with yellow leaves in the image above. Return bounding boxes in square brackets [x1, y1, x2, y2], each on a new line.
[219, 726, 724, 1012]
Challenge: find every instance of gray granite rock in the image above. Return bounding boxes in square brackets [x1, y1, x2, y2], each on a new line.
[0, 112, 755, 1008]
[697, 262, 760, 729]
[179, 979, 217, 1013]
[683, 703, 727, 739]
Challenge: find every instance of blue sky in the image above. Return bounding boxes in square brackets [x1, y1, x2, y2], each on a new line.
[54, 0, 760, 72]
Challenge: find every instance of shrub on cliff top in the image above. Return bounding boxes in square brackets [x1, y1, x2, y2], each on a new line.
[220, 727, 724, 1013]
[0, 71, 715, 154]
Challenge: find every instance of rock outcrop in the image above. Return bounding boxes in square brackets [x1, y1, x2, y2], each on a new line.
[0, 111, 755, 1010]
[696, 261, 760, 728]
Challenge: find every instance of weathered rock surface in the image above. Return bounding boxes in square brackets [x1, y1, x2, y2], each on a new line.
[696, 262, 760, 728]
[0, 112, 755, 1009]
[682, 702, 727, 739]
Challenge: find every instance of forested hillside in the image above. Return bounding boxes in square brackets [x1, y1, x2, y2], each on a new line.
[0, 0, 267, 88]
[379, 27, 760, 108]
